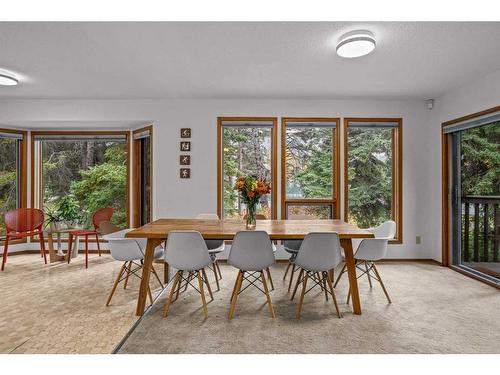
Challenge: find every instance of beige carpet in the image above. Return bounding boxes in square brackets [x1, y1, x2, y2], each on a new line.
[117, 262, 500, 354]
[0, 253, 165, 354]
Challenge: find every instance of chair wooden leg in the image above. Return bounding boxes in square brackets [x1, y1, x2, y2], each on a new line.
[334, 263, 346, 287]
[287, 263, 296, 292]
[67, 234, 73, 264]
[372, 263, 392, 303]
[201, 268, 214, 301]
[1, 235, 9, 271]
[123, 261, 132, 289]
[229, 270, 240, 302]
[215, 260, 222, 280]
[163, 262, 169, 284]
[347, 287, 351, 304]
[228, 271, 243, 320]
[212, 262, 220, 291]
[164, 272, 181, 317]
[261, 271, 276, 318]
[266, 267, 274, 291]
[321, 272, 328, 301]
[291, 268, 304, 301]
[326, 271, 343, 318]
[95, 234, 101, 256]
[174, 271, 183, 302]
[106, 263, 127, 306]
[84, 235, 89, 269]
[283, 261, 291, 280]
[197, 271, 208, 318]
[147, 285, 153, 305]
[39, 232, 47, 264]
[151, 264, 164, 288]
[296, 272, 308, 319]
[365, 261, 373, 288]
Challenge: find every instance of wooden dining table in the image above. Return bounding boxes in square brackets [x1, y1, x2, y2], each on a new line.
[126, 219, 374, 316]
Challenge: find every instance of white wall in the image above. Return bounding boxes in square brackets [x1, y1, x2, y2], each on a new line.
[0, 98, 434, 259]
[425, 69, 500, 261]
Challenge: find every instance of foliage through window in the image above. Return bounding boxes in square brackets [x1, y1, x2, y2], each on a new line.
[282, 119, 339, 219]
[34, 134, 128, 229]
[219, 119, 275, 219]
[345, 119, 401, 235]
[0, 132, 24, 235]
[460, 121, 500, 196]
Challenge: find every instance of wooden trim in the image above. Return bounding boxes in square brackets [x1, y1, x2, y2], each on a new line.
[125, 133, 131, 228]
[0, 238, 25, 246]
[0, 128, 28, 244]
[29, 130, 131, 227]
[334, 123, 341, 219]
[281, 118, 341, 219]
[0, 249, 112, 257]
[442, 105, 500, 127]
[343, 118, 403, 243]
[30, 130, 130, 136]
[132, 124, 153, 227]
[217, 117, 278, 219]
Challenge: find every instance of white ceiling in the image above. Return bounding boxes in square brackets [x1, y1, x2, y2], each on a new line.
[0, 22, 499, 100]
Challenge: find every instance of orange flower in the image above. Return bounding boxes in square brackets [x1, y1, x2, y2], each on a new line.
[247, 191, 255, 198]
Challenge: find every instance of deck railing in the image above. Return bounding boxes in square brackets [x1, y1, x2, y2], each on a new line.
[462, 195, 500, 262]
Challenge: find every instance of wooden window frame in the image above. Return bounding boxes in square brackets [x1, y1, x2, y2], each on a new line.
[280, 117, 341, 219]
[30, 130, 131, 235]
[132, 125, 153, 227]
[217, 117, 278, 219]
[441, 105, 500, 289]
[0, 128, 28, 246]
[343, 118, 403, 244]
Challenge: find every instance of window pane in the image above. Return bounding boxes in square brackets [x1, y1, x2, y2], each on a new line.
[222, 126, 273, 219]
[285, 127, 333, 199]
[286, 204, 332, 220]
[0, 138, 19, 235]
[347, 127, 393, 228]
[40, 140, 127, 228]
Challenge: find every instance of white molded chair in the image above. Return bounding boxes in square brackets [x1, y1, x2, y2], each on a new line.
[196, 213, 225, 291]
[103, 229, 164, 307]
[282, 214, 314, 291]
[334, 220, 396, 304]
[163, 231, 214, 318]
[227, 231, 276, 319]
[292, 232, 343, 319]
[346, 238, 392, 303]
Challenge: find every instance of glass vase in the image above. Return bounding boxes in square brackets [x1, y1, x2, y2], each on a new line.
[246, 203, 257, 230]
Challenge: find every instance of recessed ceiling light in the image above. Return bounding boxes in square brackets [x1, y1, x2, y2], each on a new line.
[0, 70, 19, 86]
[336, 31, 376, 58]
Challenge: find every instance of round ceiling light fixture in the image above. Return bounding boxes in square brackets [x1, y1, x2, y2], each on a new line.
[336, 30, 376, 58]
[0, 70, 19, 86]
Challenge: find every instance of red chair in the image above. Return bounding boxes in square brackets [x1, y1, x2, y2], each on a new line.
[2, 208, 47, 271]
[67, 207, 113, 268]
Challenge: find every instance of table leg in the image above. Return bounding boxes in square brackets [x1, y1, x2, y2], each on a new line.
[136, 238, 163, 316]
[340, 238, 362, 315]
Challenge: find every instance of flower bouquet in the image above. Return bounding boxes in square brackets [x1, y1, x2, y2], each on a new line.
[234, 175, 271, 229]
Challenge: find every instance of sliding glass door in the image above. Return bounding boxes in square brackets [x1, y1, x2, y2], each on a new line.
[448, 119, 500, 284]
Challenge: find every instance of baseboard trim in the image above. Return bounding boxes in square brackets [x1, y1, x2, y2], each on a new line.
[0, 252, 442, 266]
[0, 249, 111, 257]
